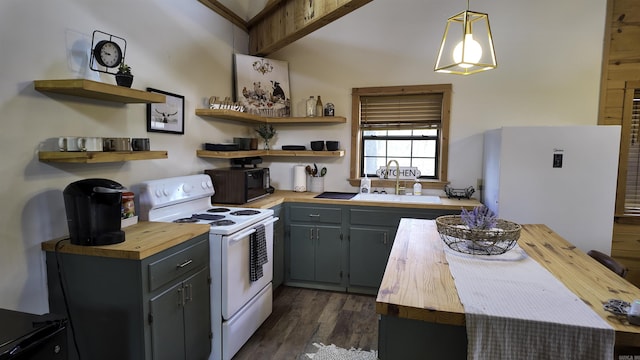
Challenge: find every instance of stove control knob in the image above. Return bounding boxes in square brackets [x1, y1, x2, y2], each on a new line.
[183, 183, 193, 194]
[155, 188, 163, 197]
[202, 180, 212, 189]
[162, 188, 170, 196]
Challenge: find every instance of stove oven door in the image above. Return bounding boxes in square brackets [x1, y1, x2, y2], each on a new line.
[221, 217, 276, 320]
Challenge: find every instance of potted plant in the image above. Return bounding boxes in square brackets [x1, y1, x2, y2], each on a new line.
[435, 205, 521, 255]
[255, 124, 276, 150]
[115, 62, 133, 88]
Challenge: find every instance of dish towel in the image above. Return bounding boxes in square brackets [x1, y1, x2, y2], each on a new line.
[249, 224, 268, 282]
[444, 245, 614, 360]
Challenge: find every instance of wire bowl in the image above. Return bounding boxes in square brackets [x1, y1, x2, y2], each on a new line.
[435, 215, 521, 255]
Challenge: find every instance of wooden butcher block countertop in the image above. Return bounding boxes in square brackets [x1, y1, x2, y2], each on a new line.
[376, 219, 640, 348]
[239, 190, 481, 210]
[41, 222, 210, 260]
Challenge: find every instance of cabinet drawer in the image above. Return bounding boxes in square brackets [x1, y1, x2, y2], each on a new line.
[289, 206, 342, 224]
[350, 209, 402, 227]
[148, 238, 209, 292]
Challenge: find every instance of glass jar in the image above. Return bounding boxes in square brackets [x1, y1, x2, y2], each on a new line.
[122, 192, 135, 219]
[306, 96, 316, 117]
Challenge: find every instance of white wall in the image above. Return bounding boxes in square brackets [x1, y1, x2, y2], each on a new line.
[0, 0, 606, 314]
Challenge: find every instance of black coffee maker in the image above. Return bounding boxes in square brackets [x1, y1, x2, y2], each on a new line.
[63, 178, 126, 246]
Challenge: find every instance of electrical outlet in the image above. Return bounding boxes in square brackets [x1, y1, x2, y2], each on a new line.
[477, 178, 483, 191]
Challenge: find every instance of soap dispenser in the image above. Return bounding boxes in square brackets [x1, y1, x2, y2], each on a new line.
[360, 173, 371, 193]
[413, 177, 422, 196]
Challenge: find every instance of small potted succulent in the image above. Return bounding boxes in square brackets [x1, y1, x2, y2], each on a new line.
[255, 124, 276, 150]
[115, 62, 133, 88]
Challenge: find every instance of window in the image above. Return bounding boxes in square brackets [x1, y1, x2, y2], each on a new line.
[349, 84, 451, 189]
[619, 82, 640, 216]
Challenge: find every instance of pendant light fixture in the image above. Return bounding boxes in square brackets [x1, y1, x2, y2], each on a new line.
[434, 0, 497, 75]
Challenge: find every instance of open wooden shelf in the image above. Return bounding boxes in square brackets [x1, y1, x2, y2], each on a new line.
[196, 149, 345, 159]
[39, 151, 168, 163]
[195, 109, 346, 124]
[34, 79, 166, 104]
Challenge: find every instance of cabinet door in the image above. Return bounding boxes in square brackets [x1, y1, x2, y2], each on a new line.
[150, 282, 186, 360]
[315, 225, 343, 285]
[273, 219, 285, 288]
[349, 227, 393, 288]
[289, 223, 316, 282]
[183, 268, 211, 360]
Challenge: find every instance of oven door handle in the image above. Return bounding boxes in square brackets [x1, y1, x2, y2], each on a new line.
[228, 217, 279, 243]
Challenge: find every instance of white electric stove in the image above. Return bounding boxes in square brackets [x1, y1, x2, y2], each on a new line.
[137, 174, 276, 360]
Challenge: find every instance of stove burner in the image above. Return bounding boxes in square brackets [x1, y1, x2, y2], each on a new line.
[230, 209, 261, 216]
[174, 217, 199, 223]
[192, 214, 225, 221]
[210, 219, 236, 227]
[207, 207, 231, 213]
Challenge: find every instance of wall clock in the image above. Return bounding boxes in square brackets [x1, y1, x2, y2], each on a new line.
[90, 30, 127, 75]
[93, 40, 122, 68]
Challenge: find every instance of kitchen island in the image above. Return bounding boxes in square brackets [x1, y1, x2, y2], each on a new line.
[376, 218, 640, 359]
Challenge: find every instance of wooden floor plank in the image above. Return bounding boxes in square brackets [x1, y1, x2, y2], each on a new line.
[233, 286, 378, 359]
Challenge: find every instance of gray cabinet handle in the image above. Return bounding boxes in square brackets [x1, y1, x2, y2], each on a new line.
[177, 259, 193, 269]
[383, 232, 388, 245]
[178, 288, 184, 307]
[309, 228, 314, 241]
[185, 284, 193, 303]
[308, 214, 320, 217]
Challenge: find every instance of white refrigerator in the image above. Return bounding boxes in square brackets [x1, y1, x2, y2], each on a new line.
[482, 126, 621, 254]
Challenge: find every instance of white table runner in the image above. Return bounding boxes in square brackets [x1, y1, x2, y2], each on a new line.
[444, 244, 615, 360]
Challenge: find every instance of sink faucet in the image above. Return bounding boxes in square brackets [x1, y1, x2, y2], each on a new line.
[385, 160, 401, 195]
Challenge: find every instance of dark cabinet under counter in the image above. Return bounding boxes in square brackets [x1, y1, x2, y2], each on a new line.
[42, 223, 211, 360]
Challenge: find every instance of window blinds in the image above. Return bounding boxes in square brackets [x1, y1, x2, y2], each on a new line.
[360, 94, 443, 130]
[625, 91, 640, 215]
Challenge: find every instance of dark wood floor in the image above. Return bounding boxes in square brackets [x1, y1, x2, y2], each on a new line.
[232, 286, 378, 360]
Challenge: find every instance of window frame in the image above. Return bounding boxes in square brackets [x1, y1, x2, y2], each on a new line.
[616, 80, 640, 219]
[349, 84, 452, 189]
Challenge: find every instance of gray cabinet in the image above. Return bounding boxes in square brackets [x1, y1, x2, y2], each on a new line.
[150, 267, 211, 360]
[45, 235, 211, 360]
[286, 205, 345, 290]
[271, 204, 285, 289]
[283, 202, 460, 294]
[348, 206, 461, 294]
[349, 226, 394, 289]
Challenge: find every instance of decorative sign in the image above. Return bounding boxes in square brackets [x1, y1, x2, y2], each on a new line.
[376, 166, 421, 179]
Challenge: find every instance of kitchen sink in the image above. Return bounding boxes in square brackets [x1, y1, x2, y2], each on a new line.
[351, 193, 442, 204]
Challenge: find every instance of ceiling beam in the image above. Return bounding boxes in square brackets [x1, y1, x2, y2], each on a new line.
[198, 0, 249, 32]
[247, 0, 374, 56]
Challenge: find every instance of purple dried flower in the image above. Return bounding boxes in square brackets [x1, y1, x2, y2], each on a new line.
[461, 205, 497, 230]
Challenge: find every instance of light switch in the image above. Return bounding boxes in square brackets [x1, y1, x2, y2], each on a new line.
[553, 153, 563, 168]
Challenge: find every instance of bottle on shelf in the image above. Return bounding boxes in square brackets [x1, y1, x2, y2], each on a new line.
[413, 177, 422, 196]
[306, 96, 316, 117]
[316, 96, 323, 117]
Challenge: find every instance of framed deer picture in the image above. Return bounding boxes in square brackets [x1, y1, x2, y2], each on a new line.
[147, 88, 185, 134]
[234, 54, 291, 117]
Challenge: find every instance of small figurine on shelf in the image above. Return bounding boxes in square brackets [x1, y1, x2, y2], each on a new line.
[115, 63, 133, 88]
[255, 124, 276, 150]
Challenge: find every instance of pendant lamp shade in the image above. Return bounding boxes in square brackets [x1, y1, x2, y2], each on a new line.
[434, 6, 497, 75]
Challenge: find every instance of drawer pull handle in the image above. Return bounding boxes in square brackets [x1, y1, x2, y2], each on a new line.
[185, 284, 193, 303]
[177, 259, 193, 269]
[308, 214, 320, 217]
